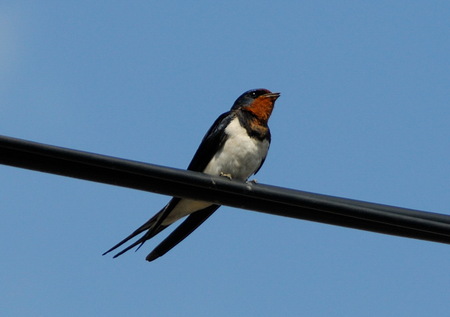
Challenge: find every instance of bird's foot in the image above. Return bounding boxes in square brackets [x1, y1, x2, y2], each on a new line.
[247, 179, 258, 184]
[220, 172, 233, 180]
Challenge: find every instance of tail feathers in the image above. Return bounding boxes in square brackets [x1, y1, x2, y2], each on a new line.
[102, 210, 163, 257]
[146, 205, 219, 262]
[111, 224, 168, 258]
[103, 198, 217, 261]
[103, 198, 183, 258]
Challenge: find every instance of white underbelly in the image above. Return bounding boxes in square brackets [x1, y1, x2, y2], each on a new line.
[162, 199, 212, 225]
[203, 117, 269, 180]
[162, 117, 269, 225]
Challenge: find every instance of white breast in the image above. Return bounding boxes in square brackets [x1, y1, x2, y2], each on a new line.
[161, 117, 270, 225]
[203, 117, 269, 180]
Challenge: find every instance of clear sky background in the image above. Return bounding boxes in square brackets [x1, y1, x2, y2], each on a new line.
[1, 1, 450, 316]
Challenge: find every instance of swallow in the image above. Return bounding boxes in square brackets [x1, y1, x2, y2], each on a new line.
[103, 88, 280, 261]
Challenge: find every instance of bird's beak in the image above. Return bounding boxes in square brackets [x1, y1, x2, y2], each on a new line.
[263, 92, 281, 100]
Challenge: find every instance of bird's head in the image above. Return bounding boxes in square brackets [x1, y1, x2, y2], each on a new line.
[231, 89, 280, 123]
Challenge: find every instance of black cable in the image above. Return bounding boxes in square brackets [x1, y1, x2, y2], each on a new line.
[1, 134, 450, 245]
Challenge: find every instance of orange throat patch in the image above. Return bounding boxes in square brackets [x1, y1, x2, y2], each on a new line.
[245, 96, 276, 124]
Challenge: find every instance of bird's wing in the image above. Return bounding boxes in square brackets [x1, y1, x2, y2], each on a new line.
[141, 110, 233, 234]
[253, 129, 271, 175]
[140, 112, 234, 259]
[104, 111, 234, 258]
[187, 111, 234, 172]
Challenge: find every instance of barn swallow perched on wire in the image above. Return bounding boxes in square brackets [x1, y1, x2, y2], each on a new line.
[103, 88, 280, 261]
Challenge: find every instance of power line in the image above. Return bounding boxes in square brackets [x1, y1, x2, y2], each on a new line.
[1, 134, 450, 244]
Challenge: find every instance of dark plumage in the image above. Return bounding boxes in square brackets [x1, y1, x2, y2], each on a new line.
[103, 89, 280, 261]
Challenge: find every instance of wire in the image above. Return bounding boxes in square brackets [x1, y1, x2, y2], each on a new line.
[1, 134, 450, 244]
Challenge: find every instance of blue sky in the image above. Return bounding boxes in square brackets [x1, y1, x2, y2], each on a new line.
[1, 1, 450, 316]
